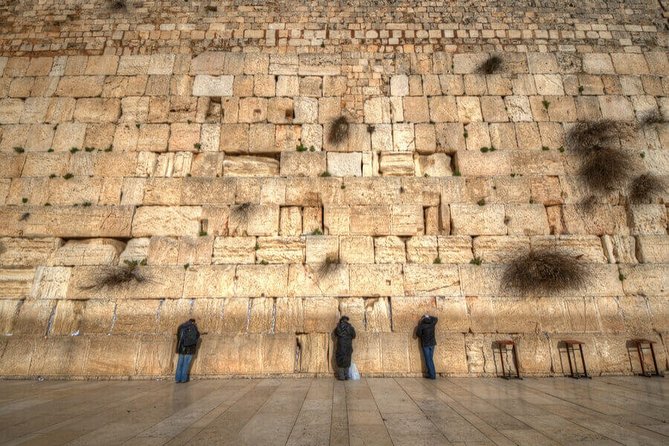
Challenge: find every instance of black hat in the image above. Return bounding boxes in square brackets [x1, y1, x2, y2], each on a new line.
[340, 315, 349, 322]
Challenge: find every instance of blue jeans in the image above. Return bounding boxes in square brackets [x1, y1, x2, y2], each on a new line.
[422, 345, 436, 379]
[175, 354, 193, 383]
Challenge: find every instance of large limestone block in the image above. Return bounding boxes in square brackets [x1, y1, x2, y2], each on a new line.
[561, 205, 629, 236]
[183, 265, 235, 298]
[288, 263, 349, 297]
[415, 154, 452, 177]
[349, 264, 403, 297]
[303, 296, 340, 333]
[619, 264, 668, 297]
[298, 333, 331, 373]
[327, 152, 362, 177]
[85, 336, 139, 376]
[363, 297, 392, 332]
[350, 206, 391, 236]
[193, 335, 262, 375]
[436, 236, 473, 263]
[636, 235, 669, 263]
[192, 75, 233, 96]
[404, 264, 461, 297]
[0, 206, 133, 238]
[11, 300, 54, 334]
[305, 235, 339, 263]
[56, 76, 104, 97]
[339, 236, 374, 264]
[390, 296, 437, 333]
[29, 336, 89, 376]
[0, 268, 35, 299]
[0, 153, 25, 178]
[0, 300, 20, 334]
[223, 156, 279, 177]
[51, 238, 124, 266]
[455, 151, 512, 176]
[49, 300, 86, 335]
[78, 300, 115, 334]
[353, 333, 382, 374]
[380, 333, 411, 373]
[143, 178, 183, 206]
[247, 297, 274, 333]
[0, 237, 62, 267]
[374, 236, 406, 263]
[280, 152, 326, 177]
[406, 236, 438, 264]
[275, 297, 304, 333]
[450, 204, 507, 236]
[505, 204, 550, 236]
[136, 336, 174, 376]
[190, 52, 244, 75]
[31, 266, 71, 300]
[110, 300, 163, 335]
[627, 205, 667, 235]
[514, 334, 553, 375]
[132, 206, 202, 237]
[235, 264, 288, 298]
[229, 204, 279, 236]
[392, 205, 425, 236]
[256, 237, 305, 264]
[261, 334, 295, 374]
[379, 152, 414, 176]
[67, 266, 185, 299]
[340, 177, 401, 205]
[364, 97, 391, 124]
[73, 98, 121, 123]
[472, 236, 530, 263]
[200, 298, 249, 334]
[0, 336, 37, 375]
[182, 178, 235, 205]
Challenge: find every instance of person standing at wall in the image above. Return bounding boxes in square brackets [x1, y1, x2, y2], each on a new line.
[334, 316, 356, 380]
[175, 318, 200, 383]
[416, 314, 438, 379]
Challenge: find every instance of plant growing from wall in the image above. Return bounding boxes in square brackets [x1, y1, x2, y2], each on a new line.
[315, 254, 344, 280]
[627, 173, 666, 204]
[577, 147, 636, 195]
[328, 116, 350, 146]
[565, 120, 633, 154]
[639, 109, 666, 127]
[81, 259, 151, 291]
[477, 55, 502, 74]
[502, 249, 589, 295]
[230, 202, 255, 225]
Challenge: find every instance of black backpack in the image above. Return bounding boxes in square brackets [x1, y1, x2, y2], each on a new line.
[181, 324, 198, 347]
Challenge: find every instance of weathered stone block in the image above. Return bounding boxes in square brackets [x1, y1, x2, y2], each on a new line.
[280, 152, 326, 177]
[223, 156, 279, 177]
[379, 152, 414, 176]
[256, 237, 305, 264]
[636, 235, 669, 263]
[374, 236, 406, 263]
[132, 206, 201, 237]
[349, 264, 403, 297]
[235, 264, 288, 298]
[327, 152, 362, 177]
[451, 204, 506, 236]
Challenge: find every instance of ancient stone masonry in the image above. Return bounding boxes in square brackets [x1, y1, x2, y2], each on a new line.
[0, 0, 667, 378]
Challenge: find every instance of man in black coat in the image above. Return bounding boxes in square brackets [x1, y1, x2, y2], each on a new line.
[334, 316, 356, 380]
[416, 314, 438, 379]
[175, 318, 200, 383]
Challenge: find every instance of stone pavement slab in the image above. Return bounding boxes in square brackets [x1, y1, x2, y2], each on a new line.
[0, 377, 667, 446]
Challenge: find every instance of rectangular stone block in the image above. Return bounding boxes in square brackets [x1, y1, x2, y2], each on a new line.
[450, 204, 507, 236]
[235, 264, 288, 298]
[223, 156, 279, 177]
[183, 265, 236, 298]
[85, 337, 138, 376]
[349, 264, 403, 297]
[0, 237, 62, 267]
[68, 266, 185, 299]
[0, 206, 133, 238]
[288, 263, 348, 297]
[192, 75, 233, 96]
[132, 206, 202, 237]
[403, 264, 461, 296]
[280, 152, 326, 177]
[212, 237, 256, 264]
[256, 237, 305, 264]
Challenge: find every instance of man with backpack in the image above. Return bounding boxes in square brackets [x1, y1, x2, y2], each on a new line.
[175, 318, 200, 383]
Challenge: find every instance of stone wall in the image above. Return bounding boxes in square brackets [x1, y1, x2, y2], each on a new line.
[0, 0, 667, 378]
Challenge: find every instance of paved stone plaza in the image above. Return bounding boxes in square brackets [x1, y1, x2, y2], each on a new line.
[0, 377, 667, 445]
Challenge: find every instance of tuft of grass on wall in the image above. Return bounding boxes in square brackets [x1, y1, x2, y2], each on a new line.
[502, 249, 589, 295]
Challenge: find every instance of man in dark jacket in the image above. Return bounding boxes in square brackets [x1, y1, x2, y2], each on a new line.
[175, 318, 200, 383]
[334, 316, 356, 380]
[416, 314, 438, 379]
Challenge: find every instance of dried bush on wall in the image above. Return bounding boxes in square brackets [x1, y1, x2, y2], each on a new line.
[477, 55, 502, 74]
[502, 250, 589, 295]
[565, 120, 634, 154]
[230, 203, 255, 225]
[578, 147, 636, 195]
[628, 173, 667, 204]
[328, 116, 350, 146]
[639, 110, 666, 127]
[314, 254, 344, 280]
[110, 0, 127, 10]
[81, 259, 151, 291]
